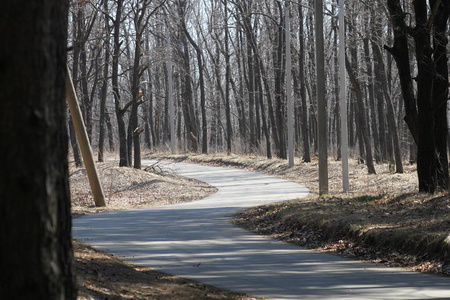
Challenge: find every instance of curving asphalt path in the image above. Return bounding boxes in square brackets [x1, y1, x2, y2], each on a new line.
[73, 160, 450, 299]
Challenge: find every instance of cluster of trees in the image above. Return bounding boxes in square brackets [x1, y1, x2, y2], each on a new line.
[68, 0, 421, 175]
[386, 0, 450, 192]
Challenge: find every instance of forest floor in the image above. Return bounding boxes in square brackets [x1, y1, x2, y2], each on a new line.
[71, 152, 450, 299]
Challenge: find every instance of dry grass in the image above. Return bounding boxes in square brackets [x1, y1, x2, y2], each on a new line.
[70, 160, 216, 218]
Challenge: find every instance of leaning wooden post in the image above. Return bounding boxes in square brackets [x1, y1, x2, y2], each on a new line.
[66, 65, 106, 207]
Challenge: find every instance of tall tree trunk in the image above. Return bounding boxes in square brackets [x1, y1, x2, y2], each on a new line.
[0, 1, 76, 298]
[177, 0, 199, 152]
[298, 1, 311, 162]
[98, 0, 110, 163]
[345, 54, 376, 174]
[385, 0, 419, 144]
[129, 1, 150, 170]
[274, 3, 286, 159]
[112, 0, 129, 167]
[246, 24, 257, 151]
[413, 0, 437, 192]
[431, 0, 450, 189]
[371, 4, 388, 162]
[222, 0, 233, 154]
[233, 24, 247, 144]
[372, 42, 404, 173]
[254, 46, 272, 159]
[184, 25, 207, 154]
[363, 37, 381, 163]
[70, 8, 83, 167]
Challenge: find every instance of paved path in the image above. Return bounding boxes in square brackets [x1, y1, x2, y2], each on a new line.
[73, 160, 450, 299]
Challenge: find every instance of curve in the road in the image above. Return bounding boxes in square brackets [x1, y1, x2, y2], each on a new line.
[73, 160, 450, 300]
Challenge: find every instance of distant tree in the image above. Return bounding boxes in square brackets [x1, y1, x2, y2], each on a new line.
[0, 0, 76, 299]
[111, 0, 131, 167]
[98, 0, 112, 163]
[174, 0, 199, 152]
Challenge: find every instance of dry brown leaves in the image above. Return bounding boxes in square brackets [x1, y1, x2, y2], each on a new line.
[70, 161, 216, 218]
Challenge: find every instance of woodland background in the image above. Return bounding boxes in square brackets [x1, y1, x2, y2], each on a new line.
[68, 0, 414, 176]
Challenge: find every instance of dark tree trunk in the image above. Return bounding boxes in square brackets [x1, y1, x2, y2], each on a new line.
[274, 3, 286, 159]
[0, 1, 76, 299]
[385, 0, 450, 192]
[431, 0, 450, 189]
[177, 0, 199, 152]
[184, 24, 207, 154]
[345, 54, 376, 174]
[70, 9, 83, 167]
[371, 4, 388, 162]
[413, 0, 438, 192]
[385, 0, 419, 144]
[98, 0, 110, 163]
[105, 108, 115, 152]
[372, 42, 404, 173]
[130, 1, 151, 170]
[112, 0, 129, 167]
[298, 2, 311, 162]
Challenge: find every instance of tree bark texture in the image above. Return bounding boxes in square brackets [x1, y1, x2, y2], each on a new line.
[112, 0, 129, 167]
[298, 1, 311, 162]
[0, 1, 76, 299]
[177, 0, 199, 152]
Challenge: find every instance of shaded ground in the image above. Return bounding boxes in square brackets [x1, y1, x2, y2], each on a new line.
[147, 153, 450, 276]
[70, 160, 260, 300]
[74, 241, 259, 300]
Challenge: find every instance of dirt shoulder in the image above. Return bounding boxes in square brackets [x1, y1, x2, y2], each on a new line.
[71, 160, 261, 300]
[146, 153, 450, 276]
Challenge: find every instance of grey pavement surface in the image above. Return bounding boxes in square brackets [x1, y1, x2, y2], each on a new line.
[73, 160, 450, 299]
